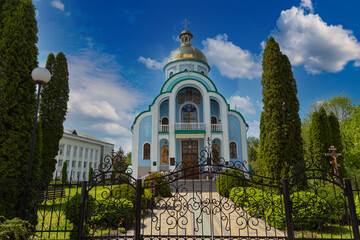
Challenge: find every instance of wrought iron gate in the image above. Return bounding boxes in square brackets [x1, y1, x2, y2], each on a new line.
[79, 140, 359, 240]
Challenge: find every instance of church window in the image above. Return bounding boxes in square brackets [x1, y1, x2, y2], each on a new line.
[211, 116, 217, 124]
[212, 144, 220, 163]
[169, 71, 173, 77]
[181, 104, 197, 123]
[59, 144, 64, 155]
[230, 142, 237, 158]
[161, 117, 169, 132]
[201, 71, 205, 74]
[143, 143, 151, 159]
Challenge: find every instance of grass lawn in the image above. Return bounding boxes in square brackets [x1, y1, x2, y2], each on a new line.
[295, 224, 358, 239]
[34, 184, 127, 239]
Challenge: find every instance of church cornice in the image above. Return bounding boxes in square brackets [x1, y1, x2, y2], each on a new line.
[163, 59, 211, 72]
[131, 79, 248, 131]
[161, 70, 217, 93]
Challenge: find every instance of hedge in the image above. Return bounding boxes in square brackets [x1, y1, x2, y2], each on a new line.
[217, 170, 246, 197]
[0, 217, 34, 240]
[229, 186, 335, 230]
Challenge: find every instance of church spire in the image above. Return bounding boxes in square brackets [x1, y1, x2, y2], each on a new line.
[180, 19, 193, 47]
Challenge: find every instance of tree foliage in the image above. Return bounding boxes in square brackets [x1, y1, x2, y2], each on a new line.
[0, 0, 39, 224]
[259, 37, 303, 179]
[39, 52, 69, 185]
[61, 161, 68, 184]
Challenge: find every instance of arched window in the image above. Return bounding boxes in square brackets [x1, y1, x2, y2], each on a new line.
[169, 72, 173, 77]
[211, 116, 217, 124]
[162, 117, 168, 125]
[143, 143, 151, 159]
[201, 71, 205, 74]
[230, 142, 237, 158]
[181, 104, 197, 123]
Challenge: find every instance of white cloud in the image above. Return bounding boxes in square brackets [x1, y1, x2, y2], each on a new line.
[229, 95, 256, 115]
[202, 34, 262, 79]
[65, 46, 146, 151]
[138, 56, 163, 70]
[273, 1, 360, 74]
[300, 0, 313, 12]
[247, 120, 260, 138]
[51, 0, 64, 11]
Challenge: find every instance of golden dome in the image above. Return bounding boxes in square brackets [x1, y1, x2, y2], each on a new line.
[165, 30, 208, 66]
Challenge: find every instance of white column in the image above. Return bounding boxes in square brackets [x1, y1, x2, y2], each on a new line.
[75, 147, 80, 181]
[169, 91, 176, 171]
[203, 92, 211, 146]
[222, 108, 230, 162]
[151, 104, 158, 172]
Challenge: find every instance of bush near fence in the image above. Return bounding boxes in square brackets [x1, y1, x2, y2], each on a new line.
[229, 186, 340, 230]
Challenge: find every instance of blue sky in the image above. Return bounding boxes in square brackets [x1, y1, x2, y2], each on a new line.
[33, 0, 360, 152]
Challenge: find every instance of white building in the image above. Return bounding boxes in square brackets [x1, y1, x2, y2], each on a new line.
[54, 129, 114, 181]
[131, 30, 249, 178]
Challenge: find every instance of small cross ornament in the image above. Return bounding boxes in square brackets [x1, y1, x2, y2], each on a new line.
[182, 19, 190, 29]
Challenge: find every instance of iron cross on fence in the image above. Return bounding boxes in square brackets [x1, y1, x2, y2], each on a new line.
[325, 145, 342, 177]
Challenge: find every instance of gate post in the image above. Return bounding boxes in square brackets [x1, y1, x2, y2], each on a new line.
[78, 181, 87, 240]
[344, 178, 360, 239]
[282, 179, 294, 240]
[135, 179, 143, 240]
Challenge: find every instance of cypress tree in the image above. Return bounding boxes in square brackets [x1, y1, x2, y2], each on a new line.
[0, 0, 39, 224]
[88, 166, 94, 181]
[309, 107, 331, 170]
[39, 52, 69, 185]
[61, 161, 68, 184]
[259, 37, 303, 179]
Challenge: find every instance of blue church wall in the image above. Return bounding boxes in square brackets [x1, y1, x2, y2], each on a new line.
[139, 115, 152, 167]
[175, 138, 204, 165]
[198, 66, 207, 74]
[228, 115, 243, 163]
[180, 64, 194, 71]
[160, 100, 169, 119]
[175, 87, 203, 122]
[167, 66, 176, 77]
[210, 99, 220, 120]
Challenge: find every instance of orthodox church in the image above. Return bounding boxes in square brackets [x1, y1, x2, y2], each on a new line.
[131, 30, 249, 178]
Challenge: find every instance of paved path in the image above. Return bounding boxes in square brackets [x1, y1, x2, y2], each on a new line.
[139, 183, 285, 239]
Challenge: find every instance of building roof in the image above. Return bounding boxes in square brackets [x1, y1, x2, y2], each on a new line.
[64, 129, 114, 146]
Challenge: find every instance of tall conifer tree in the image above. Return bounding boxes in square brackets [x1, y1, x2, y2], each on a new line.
[0, 0, 39, 224]
[309, 107, 331, 170]
[40, 52, 69, 185]
[259, 37, 303, 179]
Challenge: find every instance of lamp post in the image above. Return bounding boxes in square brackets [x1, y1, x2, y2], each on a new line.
[22, 67, 51, 219]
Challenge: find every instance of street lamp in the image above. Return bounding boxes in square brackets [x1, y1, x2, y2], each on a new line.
[22, 67, 51, 219]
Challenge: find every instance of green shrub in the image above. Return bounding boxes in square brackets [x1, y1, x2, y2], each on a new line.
[217, 170, 246, 197]
[264, 195, 286, 229]
[0, 217, 33, 240]
[292, 191, 331, 230]
[107, 184, 136, 203]
[143, 173, 172, 198]
[64, 193, 96, 238]
[354, 194, 360, 221]
[94, 199, 134, 229]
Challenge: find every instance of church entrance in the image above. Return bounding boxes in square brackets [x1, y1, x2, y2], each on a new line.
[181, 140, 199, 179]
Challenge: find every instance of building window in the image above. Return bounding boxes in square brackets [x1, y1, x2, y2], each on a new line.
[58, 160, 63, 167]
[83, 172, 86, 179]
[181, 104, 197, 123]
[201, 71, 205, 74]
[77, 172, 80, 180]
[79, 147, 83, 157]
[161, 145, 169, 164]
[84, 162, 87, 168]
[59, 144, 64, 155]
[84, 148, 88, 159]
[90, 149, 93, 159]
[169, 71, 173, 77]
[72, 161, 75, 168]
[66, 145, 71, 157]
[143, 143, 151, 159]
[73, 146, 77, 157]
[230, 142, 237, 158]
[212, 144, 220, 163]
[78, 161, 82, 168]
[211, 116, 217, 124]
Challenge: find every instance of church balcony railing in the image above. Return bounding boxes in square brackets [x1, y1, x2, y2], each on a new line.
[175, 122, 206, 131]
[211, 124, 222, 132]
[159, 124, 169, 132]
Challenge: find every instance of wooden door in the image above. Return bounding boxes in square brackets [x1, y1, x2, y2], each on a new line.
[181, 140, 199, 179]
